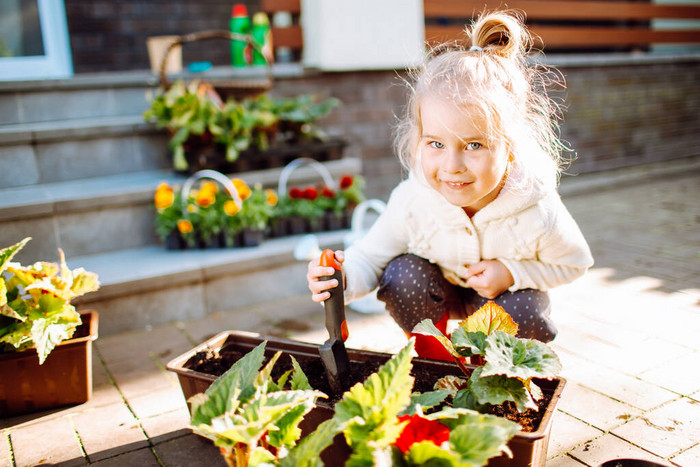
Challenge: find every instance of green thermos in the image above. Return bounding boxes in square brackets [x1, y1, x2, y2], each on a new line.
[230, 4, 251, 67]
[251, 12, 272, 65]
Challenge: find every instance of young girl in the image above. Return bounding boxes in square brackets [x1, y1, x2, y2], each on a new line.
[307, 11, 593, 359]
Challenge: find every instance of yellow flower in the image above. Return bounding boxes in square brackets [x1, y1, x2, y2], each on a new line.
[224, 200, 240, 216]
[177, 219, 193, 234]
[201, 181, 219, 194]
[154, 183, 174, 210]
[195, 187, 216, 208]
[187, 204, 197, 213]
[265, 189, 278, 206]
[231, 178, 251, 200]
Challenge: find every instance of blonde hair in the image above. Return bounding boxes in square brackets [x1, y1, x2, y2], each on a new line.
[394, 11, 569, 190]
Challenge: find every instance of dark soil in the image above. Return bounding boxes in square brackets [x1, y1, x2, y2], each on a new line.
[183, 338, 549, 433]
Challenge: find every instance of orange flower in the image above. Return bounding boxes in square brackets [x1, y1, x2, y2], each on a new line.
[195, 188, 216, 208]
[224, 200, 240, 216]
[177, 219, 193, 234]
[265, 189, 278, 206]
[154, 183, 174, 210]
[201, 181, 219, 194]
[231, 178, 251, 200]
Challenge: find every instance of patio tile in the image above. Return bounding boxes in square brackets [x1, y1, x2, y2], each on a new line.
[96, 324, 193, 366]
[554, 350, 677, 411]
[71, 402, 148, 462]
[9, 416, 85, 467]
[670, 443, 700, 467]
[546, 454, 588, 466]
[154, 432, 228, 466]
[1, 432, 12, 465]
[568, 433, 672, 467]
[89, 447, 161, 466]
[140, 406, 191, 444]
[126, 384, 187, 420]
[557, 382, 643, 431]
[611, 397, 700, 458]
[547, 411, 603, 459]
[638, 350, 700, 396]
[107, 364, 179, 401]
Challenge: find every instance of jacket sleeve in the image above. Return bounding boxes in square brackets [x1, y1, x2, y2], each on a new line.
[342, 183, 411, 302]
[499, 197, 594, 291]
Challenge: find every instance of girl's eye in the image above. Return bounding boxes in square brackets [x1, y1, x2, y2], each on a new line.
[466, 142, 482, 150]
[429, 141, 444, 149]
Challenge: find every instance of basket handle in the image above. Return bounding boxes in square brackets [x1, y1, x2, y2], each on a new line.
[278, 157, 336, 195]
[180, 169, 242, 213]
[350, 199, 386, 237]
[159, 29, 271, 90]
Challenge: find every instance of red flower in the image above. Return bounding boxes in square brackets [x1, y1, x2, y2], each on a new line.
[288, 186, 304, 199]
[321, 186, 336, 198]
[303, 186, 318, 200]
[339, 175, 354, 190]
[394, 414, 450, 454]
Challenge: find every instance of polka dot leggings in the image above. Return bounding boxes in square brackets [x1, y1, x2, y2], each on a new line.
[376, 254, 557, 342]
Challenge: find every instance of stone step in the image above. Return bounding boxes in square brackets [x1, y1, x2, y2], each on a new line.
[0, 157, 362, 263]
[0, 115, 168, 189]
[71, 230, 347, 336]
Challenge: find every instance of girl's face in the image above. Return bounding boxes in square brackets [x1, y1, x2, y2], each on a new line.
[418, 96, 509, 217]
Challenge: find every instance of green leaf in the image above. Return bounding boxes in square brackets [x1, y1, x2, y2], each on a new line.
[450, 327, 487, 358]
[442, 411, 519, 466]
[412, 320, 460, 359]
[404, 390, 452, 415]
[0, 237, 29, 274]
[333, 340, 415, 450]
[281, 418, 348, 467]
[468, 367, 536, 412]
[289, 355, 313, 390]
[405, 440, 457, 465]
[32, 318, 73, 365]
[481, 331, 562, 381]
[190, 341, 266, 426]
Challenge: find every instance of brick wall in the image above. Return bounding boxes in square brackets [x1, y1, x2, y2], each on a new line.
[268, 57, 699, 201]
[65, 0, 259, 73]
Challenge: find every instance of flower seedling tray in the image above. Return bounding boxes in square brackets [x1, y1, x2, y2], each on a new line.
[166, 330, 565, 467]
[0, 310, 99, 417]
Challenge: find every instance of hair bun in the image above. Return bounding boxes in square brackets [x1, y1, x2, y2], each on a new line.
[467, 11, 532, 59]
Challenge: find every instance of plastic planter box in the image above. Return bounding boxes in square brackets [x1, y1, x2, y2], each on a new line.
[0, 310, 99, 417]
[167, 330, 565, 467]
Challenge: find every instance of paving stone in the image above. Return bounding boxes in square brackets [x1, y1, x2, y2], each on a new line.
[554, 350, 678, 411]
[670, 443, 700, 467]
[139, 407, 191, 444]
[546, 454, 588, 466]
[9, 416, 85, 467]
[96, 324, 192, 366]
[638, 350, 700, 396]
[71, 402, 148, 462]
[547, 411, 603, 459]
[107, 364, 179, 401]
[569, 433, 672, 467]
[154, 432, 228, 466]
[89, 446, 161, 466]
[126, 385, 186, 420]
[557, 382, 643, 432]
[611, 397, 700, 458]
[1, 431, 11, 465]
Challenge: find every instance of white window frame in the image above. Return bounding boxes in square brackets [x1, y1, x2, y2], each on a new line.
[0, 0, 73, 81]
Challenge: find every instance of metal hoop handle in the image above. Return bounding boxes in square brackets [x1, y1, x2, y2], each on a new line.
[277, 157, 336, 195]
[180, 169, 242, 213]
[350, 199, 386, 236]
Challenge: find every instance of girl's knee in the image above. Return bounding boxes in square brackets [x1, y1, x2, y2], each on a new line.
[493, 289, 557, 342]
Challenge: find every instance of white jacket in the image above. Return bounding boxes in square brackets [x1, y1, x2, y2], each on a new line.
[343, 169, 594, 302]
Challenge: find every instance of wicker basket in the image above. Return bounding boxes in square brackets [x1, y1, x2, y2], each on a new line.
[157, 29, 273, 101]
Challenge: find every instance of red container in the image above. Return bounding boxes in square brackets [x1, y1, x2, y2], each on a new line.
[166, 330, 565, 467]
[0, 310, 99, 417]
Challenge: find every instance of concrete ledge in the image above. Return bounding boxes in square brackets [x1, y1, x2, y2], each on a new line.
[72, 230, 345, 335]
[0, 157, 362, 222]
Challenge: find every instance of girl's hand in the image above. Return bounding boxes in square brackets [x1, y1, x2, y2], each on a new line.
[466, 260, 514, 299]
[307, 250, 345, 302]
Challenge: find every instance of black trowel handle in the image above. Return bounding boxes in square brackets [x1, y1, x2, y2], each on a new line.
[319, 249, 348, 342]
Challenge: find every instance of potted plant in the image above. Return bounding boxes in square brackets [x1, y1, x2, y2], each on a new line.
[231, 179, 277, 247]
[0, 238, 100, 416]
[272, 94, 341, 144]
[167, 303, 566, 466]
[187, 339, 519, 466]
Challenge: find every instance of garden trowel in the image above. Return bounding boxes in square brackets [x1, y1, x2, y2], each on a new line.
[318, 249, 350, 395]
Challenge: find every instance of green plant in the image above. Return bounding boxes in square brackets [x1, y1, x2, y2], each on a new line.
[191, 338, 519, 467]
[273, 94, 342, 141]
[238, 183, 277, 232]
[0, 238, 100, 364]
[413, 302, 562, 414]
